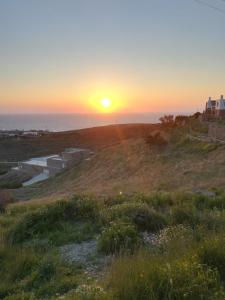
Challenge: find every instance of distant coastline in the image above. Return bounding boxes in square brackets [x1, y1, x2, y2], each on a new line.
[0, 112, 190, 132]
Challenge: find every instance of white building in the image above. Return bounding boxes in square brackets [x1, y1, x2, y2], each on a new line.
[204, 95, 225, 119]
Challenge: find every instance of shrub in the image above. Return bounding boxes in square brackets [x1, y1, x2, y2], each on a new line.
[175, 115, 190, 126]
[101, 202, 167, 231]
[98, 220, 141, 254]
[106, 252, 224, 300]
[69, 195, 99, 220]
[159, 114, 175, 127]
[45, 221, 99, 247]
[0, 183, 22, 189]
[145, 192, 174, 208]
[171, 206, 199, 227]
[145, 132, 167, 147]
[134, 207, 167, 231]
[198, 209, 225, 231]
[195, 195, 225, 210]
[8, 196, 99, 243]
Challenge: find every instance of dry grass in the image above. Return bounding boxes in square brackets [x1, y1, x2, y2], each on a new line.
[13, 136, 225, 202]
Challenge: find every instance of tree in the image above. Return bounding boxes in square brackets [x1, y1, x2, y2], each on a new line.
[175, 115, 190, 126]
[159, 115, 174, 127]
[192, 112, 202, 119]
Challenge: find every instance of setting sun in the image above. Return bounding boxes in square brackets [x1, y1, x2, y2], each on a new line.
[100, 98, 112, 109]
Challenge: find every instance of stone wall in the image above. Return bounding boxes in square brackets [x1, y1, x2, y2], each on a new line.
[19, 163, 44, 175]
[208, 123, 225, 141]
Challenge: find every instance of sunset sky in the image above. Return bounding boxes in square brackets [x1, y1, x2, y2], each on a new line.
[1, 0, 225, 114]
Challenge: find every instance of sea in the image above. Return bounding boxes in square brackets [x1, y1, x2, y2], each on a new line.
[0, 113, 183, 132]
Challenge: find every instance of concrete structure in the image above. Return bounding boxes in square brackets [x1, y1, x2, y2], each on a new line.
[47, 156, 67, 176]
[62, 148, 91, 166]
[18, 148, 92, 185]
[204, 95, 225, 120]
[47, 148, 92, 176]
[18, 155, 57, 176]
[23, 170, 49, 187]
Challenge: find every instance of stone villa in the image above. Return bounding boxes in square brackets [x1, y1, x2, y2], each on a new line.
[204, 95, 225, 119]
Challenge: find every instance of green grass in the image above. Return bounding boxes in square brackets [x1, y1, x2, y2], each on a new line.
[1, 191, 225, 299]
[0, 245, 82, 299]
[106, 251, 224, 300]
[7, 195, 100, 244]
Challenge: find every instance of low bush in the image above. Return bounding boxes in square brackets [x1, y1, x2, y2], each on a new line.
[101, 202, 167, 231]
[98, 220, 141, 254]
[134, 207, 168, 231]
[144, 192, 174, 208]
[0, 182, 22, 189]
[170, 205, 199, 227]
[195, 195, 225, 210]
[145, 132, 167, 147]
[198, 209, 225, 231]
[8, 196, 99, 244]
[45, 221, 99, 246]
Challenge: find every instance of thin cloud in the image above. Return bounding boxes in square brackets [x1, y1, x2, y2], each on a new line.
[193, 0, 225, 14]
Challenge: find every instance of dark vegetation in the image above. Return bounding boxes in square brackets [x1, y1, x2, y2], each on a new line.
[159, 112, 202, 128]
[1, 191, 225, 299]
[145, 131, 167, 146]
[0, 170, 29, 190]
[0, 165, 10, 176]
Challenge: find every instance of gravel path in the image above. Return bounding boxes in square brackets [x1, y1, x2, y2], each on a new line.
[60, 240, 111, 277]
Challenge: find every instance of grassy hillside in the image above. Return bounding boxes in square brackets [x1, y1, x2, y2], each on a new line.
[2, 121, 225, 299]
[0, 124, 159, 185]
[1, 191, 225, 299]
[14, 124, 225, 201]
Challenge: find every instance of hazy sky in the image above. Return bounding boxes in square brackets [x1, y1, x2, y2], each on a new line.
[1, 0, 225, 113]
